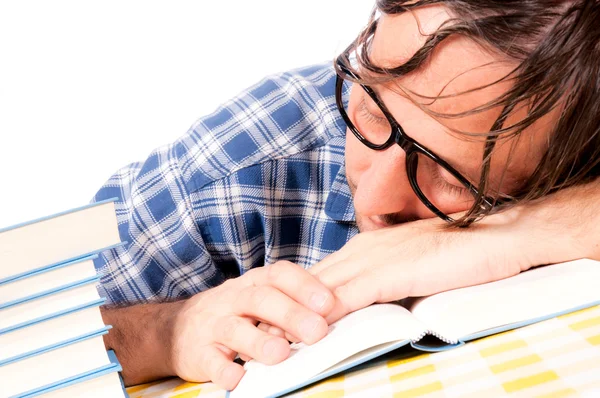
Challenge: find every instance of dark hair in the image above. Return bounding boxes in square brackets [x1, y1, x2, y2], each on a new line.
[336, 0, 600, 226]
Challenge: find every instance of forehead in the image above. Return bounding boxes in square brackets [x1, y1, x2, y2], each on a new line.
[372, 7, 515, 117]
[366, 7, 549, 190]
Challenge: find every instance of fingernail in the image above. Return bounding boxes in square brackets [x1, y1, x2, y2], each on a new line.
[310, 292, 329, 312]
[300, 317, 321, 341]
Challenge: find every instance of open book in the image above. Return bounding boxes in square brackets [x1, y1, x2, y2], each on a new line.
[229, 258, 600, 398]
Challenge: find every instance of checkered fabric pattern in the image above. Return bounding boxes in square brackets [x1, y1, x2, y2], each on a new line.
[92, 63, 359, 305]
[126, 305, 600, 397]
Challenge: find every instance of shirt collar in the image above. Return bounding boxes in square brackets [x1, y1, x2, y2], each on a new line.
[325, 162, 356, 222]
[324, 76, 355, 223]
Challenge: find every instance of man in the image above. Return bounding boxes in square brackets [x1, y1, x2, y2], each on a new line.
[95, 0, 600, 390]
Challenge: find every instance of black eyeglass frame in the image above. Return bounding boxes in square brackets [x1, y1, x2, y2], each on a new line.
[335, 54, 497, 222]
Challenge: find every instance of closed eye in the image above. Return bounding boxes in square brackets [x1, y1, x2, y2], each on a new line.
[358, 95, 389, 127]
[430, 164, 469, 197]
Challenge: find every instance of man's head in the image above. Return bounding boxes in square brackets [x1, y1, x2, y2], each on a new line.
[337, 0, 600, 231]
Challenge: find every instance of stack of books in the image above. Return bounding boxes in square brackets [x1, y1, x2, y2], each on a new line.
[0, 199, 129, 397]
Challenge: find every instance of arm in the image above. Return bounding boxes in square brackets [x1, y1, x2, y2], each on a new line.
[99, 262, 335, 389]
[311, 180, 600, 322]
[91, 127, 333, 389]
[507, 179, 600, 263]
[101, 302, 182, 386]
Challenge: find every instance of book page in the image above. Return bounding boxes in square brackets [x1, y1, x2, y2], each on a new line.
[37, 371, 126, 398]
[1, 335, 110, 397]
[0, 305, 106, 363]
[230, 303, 425, 398]
[0, 283, 101, 332]
[0, 200, 120, 281]
[0, 258, 97, 306]
[410, 258, 600, 341]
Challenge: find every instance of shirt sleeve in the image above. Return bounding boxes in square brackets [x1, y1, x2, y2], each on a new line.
[92, 140, 225, 305]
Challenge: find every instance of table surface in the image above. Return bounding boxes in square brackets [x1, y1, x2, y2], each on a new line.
[126, 305, 600, 398]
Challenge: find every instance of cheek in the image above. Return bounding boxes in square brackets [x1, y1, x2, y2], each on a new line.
[345, 128, 372, 180]
[345, 86, 374, 176]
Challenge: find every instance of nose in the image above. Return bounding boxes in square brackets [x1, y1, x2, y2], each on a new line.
[352, 145, 419, 217]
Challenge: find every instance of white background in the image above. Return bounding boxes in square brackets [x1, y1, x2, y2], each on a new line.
[0, 1, 373, 229]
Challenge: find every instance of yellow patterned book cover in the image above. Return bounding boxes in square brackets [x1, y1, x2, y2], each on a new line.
[128, 298, 600, 396]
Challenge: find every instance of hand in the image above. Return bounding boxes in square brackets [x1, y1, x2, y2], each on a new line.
[168, 261, 334, 390]
[247, 182, 600, 350]
[252, 220, 513, 342]
[311, 185, 597, 323]
[309, 219, 514, 323]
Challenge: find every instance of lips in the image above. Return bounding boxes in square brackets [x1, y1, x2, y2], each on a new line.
[367, 215, 390, 229]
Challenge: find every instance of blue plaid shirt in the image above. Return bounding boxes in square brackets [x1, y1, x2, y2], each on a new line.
[93, 63, 359, 305]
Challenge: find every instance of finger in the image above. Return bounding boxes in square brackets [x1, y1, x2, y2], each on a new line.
[285, 331, 300, 343]
[326, 270, 407, 324]
[266, 324, 299, 343]
[257, 322, 271, 333]
[218, 319, 258, 363]
[199, 345, 245, 391]
[213, 315, 291, 365]
[239, 354, 251, 362]
[259, 322, 298, 343]
[245, 261, 335, 316]
[235, 284, 329, 345]
[308, 248, 351, 275]
[266, 324, 286, 338]
[316, 257, 371, 290]
[214, 343, 237, 359]
[259, 323, 292, 340]
[324, 295, 355, 324]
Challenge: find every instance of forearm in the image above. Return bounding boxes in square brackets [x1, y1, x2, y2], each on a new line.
[100, 300, 184, 386]
[483, 179, 600, 267]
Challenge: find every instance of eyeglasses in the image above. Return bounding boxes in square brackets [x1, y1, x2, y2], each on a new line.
[335, 51, 497, 223]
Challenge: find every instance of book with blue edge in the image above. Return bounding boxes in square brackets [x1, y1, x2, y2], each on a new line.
[15, 350, 127, 398]
[0, 199, 129, 397]
[229, 258, 600, 398]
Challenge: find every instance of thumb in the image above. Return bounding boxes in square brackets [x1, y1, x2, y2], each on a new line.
[309, 249, 350, 275]
[326, 270, 411, 323]
[324, 275, 379, 324]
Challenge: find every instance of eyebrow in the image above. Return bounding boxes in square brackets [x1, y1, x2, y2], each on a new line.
[367, 82, 484, 184]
